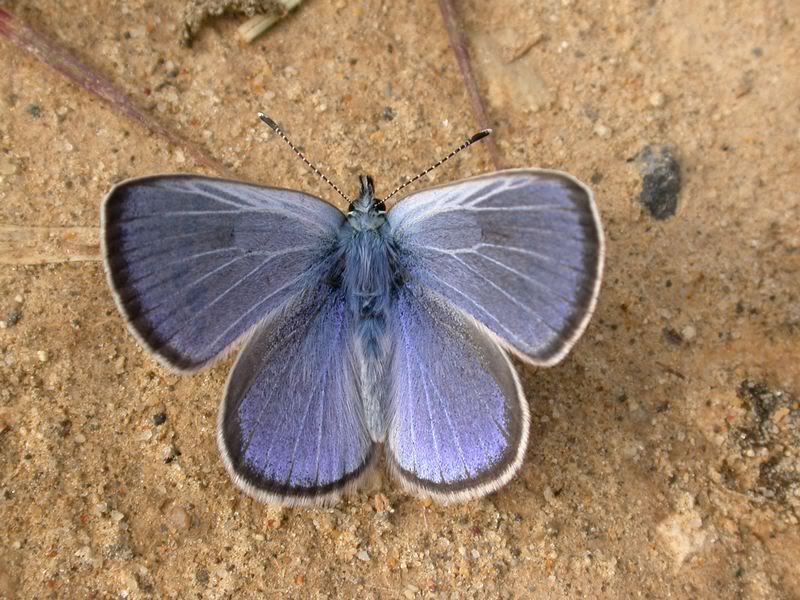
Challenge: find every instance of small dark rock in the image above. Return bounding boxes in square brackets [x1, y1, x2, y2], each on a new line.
[26, 104, 42, 118]
[382, 106, 395, 121]
[5, 310, 21, 327]
[153, 412, 167, 426]
[58, 419, 72, 438]
[737, 380, 781, 425]
[635, 145, 681, 220]
[195, 568, 209, 585]
[662, 327, 683, 345]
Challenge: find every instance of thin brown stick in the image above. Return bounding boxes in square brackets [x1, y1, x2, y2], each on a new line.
[437, 0, 502, 169]
[0, 7, 235, 179]
[0, 225, 100, 265]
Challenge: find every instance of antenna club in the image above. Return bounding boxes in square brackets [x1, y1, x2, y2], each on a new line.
[470, 129, 492, 143]
[258, 113, 351, 203]
[258, 113, 280, 131]
[381, 126, 497, 203]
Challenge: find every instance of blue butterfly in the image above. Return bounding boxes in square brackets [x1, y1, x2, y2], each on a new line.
[101, 115, 604, 505]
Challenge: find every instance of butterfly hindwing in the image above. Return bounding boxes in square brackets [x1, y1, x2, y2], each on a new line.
[386, 284, 529, 502]
[218, 286, 376, 505]
[387, 169, 603, 366]
[102, 175, 344, 371]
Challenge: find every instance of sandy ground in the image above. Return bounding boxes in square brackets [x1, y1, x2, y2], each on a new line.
[1, 0, 799, 598]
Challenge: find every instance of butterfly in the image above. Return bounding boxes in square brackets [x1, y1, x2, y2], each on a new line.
[101, 115, 604, 506]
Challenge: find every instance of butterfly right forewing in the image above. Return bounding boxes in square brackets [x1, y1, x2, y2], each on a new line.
[387, 169, 604, 367]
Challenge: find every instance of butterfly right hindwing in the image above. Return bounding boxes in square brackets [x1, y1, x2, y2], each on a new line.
[385, 283, 529, 502]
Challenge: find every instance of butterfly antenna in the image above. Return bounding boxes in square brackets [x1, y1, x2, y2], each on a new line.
[258, 113, 351, 203]
[382, 128, 492, 202]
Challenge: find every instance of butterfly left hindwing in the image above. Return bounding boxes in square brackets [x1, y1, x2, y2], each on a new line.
[218, 286, 376, 506]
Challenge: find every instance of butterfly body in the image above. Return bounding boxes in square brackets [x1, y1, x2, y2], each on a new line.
[102, 168, 604, 505]
[337, 175, 400, 440]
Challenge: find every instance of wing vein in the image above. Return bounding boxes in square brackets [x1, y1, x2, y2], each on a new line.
[239, 327, 303, 460]
[286, 307, 343, 486]
[420, 269, 532, 351]
[427, 251, 563, 336]
[424, 369, 471, 480]
[468, 250, 583, 307]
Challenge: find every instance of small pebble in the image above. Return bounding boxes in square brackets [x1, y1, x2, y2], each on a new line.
[195, 568, 209, 585]
[110, 510, 125, 523]
[153, 412, 167, 426]
[166, 505, 192, 530]
[593, 123, 611, 138]
[0, 159, 17, 176]
[373, 493, 392, 513]
[162, 444, 177, 462]
[649, 92, 666, 108]
[36, 351, 48, 363]
[771, 407, 790, 424]
[356, 550, 371, 562]
[404, 585, 420, 599]
[265, 505, 284, 529]
[74, 433, 86, 444]
[681, 325, 697, 341]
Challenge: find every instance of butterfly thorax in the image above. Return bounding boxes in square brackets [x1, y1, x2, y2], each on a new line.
[339, 175, 398, 442]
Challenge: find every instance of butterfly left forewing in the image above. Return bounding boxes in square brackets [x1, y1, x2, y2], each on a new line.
[102, 175, 345, 372]
[385, 284, 529, 502]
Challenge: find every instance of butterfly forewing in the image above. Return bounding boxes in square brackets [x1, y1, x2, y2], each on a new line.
[387, 169, 604, 366]
[102, 175, 344, 371]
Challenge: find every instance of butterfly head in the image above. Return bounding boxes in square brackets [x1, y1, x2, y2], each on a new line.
[347, 175, 386, 216]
